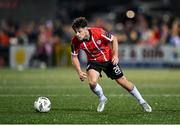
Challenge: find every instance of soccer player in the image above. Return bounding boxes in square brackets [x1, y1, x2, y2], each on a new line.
[71, 17, 152, 113]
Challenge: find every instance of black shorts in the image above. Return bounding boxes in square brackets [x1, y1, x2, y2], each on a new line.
[86, 61, 123, 79]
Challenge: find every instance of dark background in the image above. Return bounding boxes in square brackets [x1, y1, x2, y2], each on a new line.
[0, 0, 179, 22]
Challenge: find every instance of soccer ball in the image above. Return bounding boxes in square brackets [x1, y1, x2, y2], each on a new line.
[34, 97, 51, 112]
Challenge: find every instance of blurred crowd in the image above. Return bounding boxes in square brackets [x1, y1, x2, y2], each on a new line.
[0, 13, 180, 67]
[91, 14, 180, 47]
[0, 18, 73, 67]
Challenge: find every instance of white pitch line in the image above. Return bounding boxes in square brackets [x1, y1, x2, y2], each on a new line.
[0, 94, 58, 97]
[0, 94, 180, 97]
[63, 94, 180, 97]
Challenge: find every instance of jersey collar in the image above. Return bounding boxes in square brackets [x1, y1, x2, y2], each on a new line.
[83, 29, 92, 42]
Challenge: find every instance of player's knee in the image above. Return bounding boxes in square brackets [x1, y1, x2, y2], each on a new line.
[117, 76, 130, 85]
[88, 77, 97, 84]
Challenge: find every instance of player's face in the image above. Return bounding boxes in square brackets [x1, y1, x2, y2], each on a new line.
[75, 28, 87, 41]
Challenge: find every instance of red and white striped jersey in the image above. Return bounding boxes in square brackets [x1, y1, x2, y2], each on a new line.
[71, 27, 113, 62]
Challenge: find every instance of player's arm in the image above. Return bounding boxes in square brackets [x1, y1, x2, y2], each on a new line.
[71, 43, 87, 81]
[71, 55, 87, 81]
[101, 29, 119, 65]
[111, 35, 119, 65]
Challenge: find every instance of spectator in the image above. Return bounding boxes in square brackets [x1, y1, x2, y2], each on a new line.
[170, 19, 180, 47]
[160, 23, 171, 45]
[0, 30, 10, 47]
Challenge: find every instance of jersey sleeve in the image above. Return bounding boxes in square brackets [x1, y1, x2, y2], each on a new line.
[71, 37, 80, 56]
[100, 29, 113, 42]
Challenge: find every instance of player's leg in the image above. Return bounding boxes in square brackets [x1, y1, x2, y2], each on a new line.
[115, 76, 152, 112]
[87, 69, 107, 112]
[104, 62, 152, 112]
[115, 76, 144, 102]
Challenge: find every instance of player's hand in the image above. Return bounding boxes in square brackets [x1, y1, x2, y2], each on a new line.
[111, 56, 119, 65]
[78, 71, 87, 81]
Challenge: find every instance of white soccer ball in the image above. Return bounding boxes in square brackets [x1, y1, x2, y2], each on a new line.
[34, 97, 51, 112]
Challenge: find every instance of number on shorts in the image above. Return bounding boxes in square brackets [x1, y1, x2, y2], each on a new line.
[113, 65, 121, 75]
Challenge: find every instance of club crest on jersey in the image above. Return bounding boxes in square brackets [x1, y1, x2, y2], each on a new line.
[96, 40, 102, 45]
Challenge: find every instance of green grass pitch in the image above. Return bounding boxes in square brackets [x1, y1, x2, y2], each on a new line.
[0, 67, 180, 124]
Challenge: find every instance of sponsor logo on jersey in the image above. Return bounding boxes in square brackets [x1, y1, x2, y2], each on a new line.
[96, 40, 102, 45]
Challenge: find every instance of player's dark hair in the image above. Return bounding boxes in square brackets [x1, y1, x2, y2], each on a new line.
[72, 17, 88, 30]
